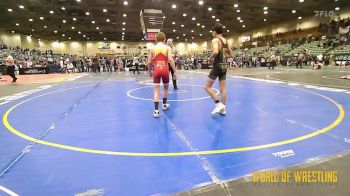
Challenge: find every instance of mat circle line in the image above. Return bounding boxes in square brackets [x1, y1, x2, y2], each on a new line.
[127, 84, 220, 102]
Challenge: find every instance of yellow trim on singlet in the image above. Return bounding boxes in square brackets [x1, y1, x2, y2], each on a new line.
[154, 47, 167, 56]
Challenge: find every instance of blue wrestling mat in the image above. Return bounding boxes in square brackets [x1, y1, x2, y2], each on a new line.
[0, 75, 349, 195]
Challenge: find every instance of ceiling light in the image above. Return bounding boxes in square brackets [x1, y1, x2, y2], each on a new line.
[292, 10, 296, 14]
[8, 8, 13, 12]
[216, 19, 220, 22]
[172, 21, 176, 25]
[263, 7, 268, 10]
[76, 0, 81, 2]
[96, 27, 100, 30]
[234, 4, 238, 8]
[92, 21, 95, 24]
[11, 31, 15, 33]
[176, 37, 179, 39]
[44, 26, 47, 28]
[78, 31, 81, 34]
[19, 5, 24, 9]
[183, 34, 186, 36]
[72, 26, 75, 29]
[199, 34, 202, 36]
[264, 18, 267, 21]
[227, 30, 230, 32]
[223, 26, 226, 28]
[39, 17, 44, 20]
[183, 13, 187, 17]
[62, 34, 65, 37]
[122, 22, 126, 25]
[240, 20, 243, 23]
[29, 19, 33, 22]
[54, 30, 58, 33]
[242, 25, 245, 28]
[335, 7, 340, 11]
[192, 17, 196, 20]
[197, 23, 200, 26]
[123, 14, 127, 17]
[106, 19, 110, 22]
[69, 37, 71, 40]
[191, 30, 194, 33]
[16, 23, 19, 26]
[208, 7, 212, 11]
[62, 20, 66, 23]
[212, 15, 215, 18]
[237, 17, 241, 20]
[50, 10, 54, 14]
[264, 11, 268, 14]
[122, 28, 125, 31]
[73, 18, 77, 21]
[100, 32, 103, 34]
[103, 9, 107, 12]
[173, 29, 176, 32]
[32, 29, 34, 32]
[181, 24, 184, 27]
[202, 25, 205, 28]
[299, 0, 304, 2]
[61, 7, 65, 10]
[86, 12, 90, 15]
[198, 0, 204, 5]
[83, 35, 86, 37]
[122, 32, 125, 35]
[172, 4, 177, 9]
[298, 16, 302, 19]
[124, 1, 128, 6]
[237, 10, 240, 13]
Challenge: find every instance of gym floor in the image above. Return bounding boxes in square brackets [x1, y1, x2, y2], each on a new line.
[0, 67, 349, 196]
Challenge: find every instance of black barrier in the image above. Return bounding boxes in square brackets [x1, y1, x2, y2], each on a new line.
[19, 67, 49, 75]
[126, 64, 146, 71]
[201, 63, 212, 69]
[0, 65, 7, 75]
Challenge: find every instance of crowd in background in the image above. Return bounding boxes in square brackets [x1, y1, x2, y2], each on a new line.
[0, 44, 148, 74]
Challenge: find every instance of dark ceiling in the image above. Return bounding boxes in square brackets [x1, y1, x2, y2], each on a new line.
[0, 0, 349, 42]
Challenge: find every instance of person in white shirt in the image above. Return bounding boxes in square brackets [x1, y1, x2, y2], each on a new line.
[2, 52, 17, 82]
[133, 56, 140, 74]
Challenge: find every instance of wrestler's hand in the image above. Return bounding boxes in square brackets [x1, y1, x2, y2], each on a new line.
[148, 71, 153, 78]
[209, 58, 214, 65]
[173, 72, 177, 80]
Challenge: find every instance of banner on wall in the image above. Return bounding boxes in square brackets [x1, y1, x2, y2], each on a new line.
[97, 42, 110, 50]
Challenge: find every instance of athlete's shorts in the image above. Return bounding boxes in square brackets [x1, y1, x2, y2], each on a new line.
[154, 70, 170, 84]
[208, 63, 227, 81]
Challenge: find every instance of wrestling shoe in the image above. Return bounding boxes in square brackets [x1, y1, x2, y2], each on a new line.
[162, 103, 170, 111]
[211, 102, 225, 115]
[153, 110, 160, 118]
[220, 106, 227, 115]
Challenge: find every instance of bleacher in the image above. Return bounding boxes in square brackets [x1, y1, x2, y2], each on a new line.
[260, 44, 292, 57]
[285, 41, 331, 56]
[331, 45, 350, 55]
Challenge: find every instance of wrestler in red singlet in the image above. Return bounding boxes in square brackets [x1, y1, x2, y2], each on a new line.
[147, 32, 177, 118]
